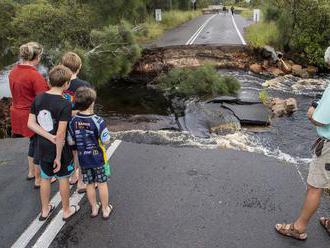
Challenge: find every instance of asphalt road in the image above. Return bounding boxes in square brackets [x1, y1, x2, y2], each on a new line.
[2, 139, 329, 248]
[150, 13, 252, 47]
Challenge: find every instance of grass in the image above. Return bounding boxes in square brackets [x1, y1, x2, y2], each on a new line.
[245, 21, 279, 48]
[136, 10, 201, 44]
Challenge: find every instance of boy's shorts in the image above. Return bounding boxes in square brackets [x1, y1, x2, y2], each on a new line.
[81, 166, 108, 184]
[40, 160, 74, 179]
[307, 141, 330, 189]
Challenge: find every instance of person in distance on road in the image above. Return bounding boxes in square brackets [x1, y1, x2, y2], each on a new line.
[28, 65, 80, 221]
[68, 87, 113, 220]
[231, 6, 235, 15]
[275, 47, 330, 240]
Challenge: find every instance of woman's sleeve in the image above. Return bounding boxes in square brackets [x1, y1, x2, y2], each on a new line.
[33, 73, 49, 95]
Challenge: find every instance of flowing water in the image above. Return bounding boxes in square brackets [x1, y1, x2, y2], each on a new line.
[1, 66, 329, 167]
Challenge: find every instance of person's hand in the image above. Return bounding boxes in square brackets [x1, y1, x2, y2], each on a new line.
[48, 134, 56, 144]
[53, 158, 61, 173]
[307, 107, 315, 120]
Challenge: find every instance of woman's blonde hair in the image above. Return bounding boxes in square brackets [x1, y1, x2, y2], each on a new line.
[19, 42, 43, 61]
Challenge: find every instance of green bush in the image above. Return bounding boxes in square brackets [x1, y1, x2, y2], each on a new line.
[245, 22, 279, 48]
[157, 65, 241, 98]
[259, 90, 269, 105]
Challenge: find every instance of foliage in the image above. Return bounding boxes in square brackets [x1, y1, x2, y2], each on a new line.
[248, 0, 330, 67]
[85, 21, 142, 86]
[11, 1, 96, 51]
[0, 0, 16, 56]
[259, 90, 269, 105]
[245, 22, 279, 48]
[157, 65, 241, 98]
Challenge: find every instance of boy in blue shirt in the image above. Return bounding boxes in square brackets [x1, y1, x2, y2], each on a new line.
[68, 87, 113, 219]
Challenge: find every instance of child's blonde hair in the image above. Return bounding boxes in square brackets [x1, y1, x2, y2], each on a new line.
[61, 52, 82, 74]
[19, 42, 43, 61]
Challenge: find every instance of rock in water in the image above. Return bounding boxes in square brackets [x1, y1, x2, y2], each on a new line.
[250, 64, 262, 74]
[270, 98, 298, 117]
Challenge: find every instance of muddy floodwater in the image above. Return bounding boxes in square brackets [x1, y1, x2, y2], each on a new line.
[1, 67, 329, 166]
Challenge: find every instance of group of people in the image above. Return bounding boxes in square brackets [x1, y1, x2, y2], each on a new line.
[220, 6, 235, 15]
[6, 40, 330, 240]
[9, 42, 112, 221]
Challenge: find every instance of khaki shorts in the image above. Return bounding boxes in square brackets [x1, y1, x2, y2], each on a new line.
[307, 141, 330, 189]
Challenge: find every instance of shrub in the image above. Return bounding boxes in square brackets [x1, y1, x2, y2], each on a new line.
[157, 65, 240, 98]
[245, 22, 279, 48]
[259, 90, 269, 105]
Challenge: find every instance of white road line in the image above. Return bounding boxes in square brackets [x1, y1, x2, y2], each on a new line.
[231, 15, 247, 45]
[33, 192, 84, 248]
[12, 140, 122, 248]
[185, 15, 216, 45]
[11, 189, 68, 248]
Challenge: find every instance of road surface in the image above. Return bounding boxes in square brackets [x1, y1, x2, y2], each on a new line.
[150, 13, 252, 47]
[1, 138, 329, 248]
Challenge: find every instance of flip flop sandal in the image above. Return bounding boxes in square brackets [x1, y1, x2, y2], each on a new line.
[26, 176, 35, 181]
[77, 188, 87, 194]
[320, 217, 330, 235]
[90, 203, 101, 218]
[62, 205, 80, 222]
[275, 223, 307, 241]
[102, 204, 113, 220]
[39, 204, 55, 221]
[34, 184, 40, 189]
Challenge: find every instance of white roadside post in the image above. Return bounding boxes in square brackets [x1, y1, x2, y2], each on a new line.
[191, 0, 196, 10]
[155, 9, 162, 22]
[253, 9, 261, 23]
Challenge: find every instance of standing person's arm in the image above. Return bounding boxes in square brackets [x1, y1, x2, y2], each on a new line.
[53, 121, 68, 173]
[28, 98, 55, 143]
[98, 118, 111, 145]
[53, 103, 72, 173]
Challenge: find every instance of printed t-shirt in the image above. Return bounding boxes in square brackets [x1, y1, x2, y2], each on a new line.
[68, 113, 111, 168]
[63, 78, 91, 108]
[31, 93, 72, 164]
[9, 64, 48, 137]
[313, 85, 330, 139]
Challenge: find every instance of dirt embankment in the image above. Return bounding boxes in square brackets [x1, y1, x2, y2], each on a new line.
[131, 45, 319, 79]
[132, 45, 257, 76]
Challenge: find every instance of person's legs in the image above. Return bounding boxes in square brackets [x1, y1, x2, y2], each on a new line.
[77, 167, 87, 193]
[86, 183, 98, 215]
[58, 177, 75, 219]
[34, 165, 41, 187]
[294, 185, 322, 232]
[27, 156, 35, 178]
[98, 182, 112, 218]
[40, 178, 51, 217]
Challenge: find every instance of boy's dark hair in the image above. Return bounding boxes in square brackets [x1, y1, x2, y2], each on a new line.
[74, 87, 96, 111]
[49, 65, 72, 87]
[61, 52, 82, 74]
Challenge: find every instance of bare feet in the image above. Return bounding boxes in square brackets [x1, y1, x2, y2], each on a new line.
[90, 203, 100, 218]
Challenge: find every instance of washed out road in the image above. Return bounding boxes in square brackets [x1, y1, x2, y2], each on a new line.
[1, 139, 330, 247]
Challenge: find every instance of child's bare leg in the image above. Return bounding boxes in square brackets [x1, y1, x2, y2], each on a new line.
[98, 182, 111, 216]
[27, 156, 35, 178]
[58, 177, 73, 218]
[86, 183, 98, 215]
[40, 178, 51, 217]
[77, 168, 87, 192]
[34, 165, 41, 186]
